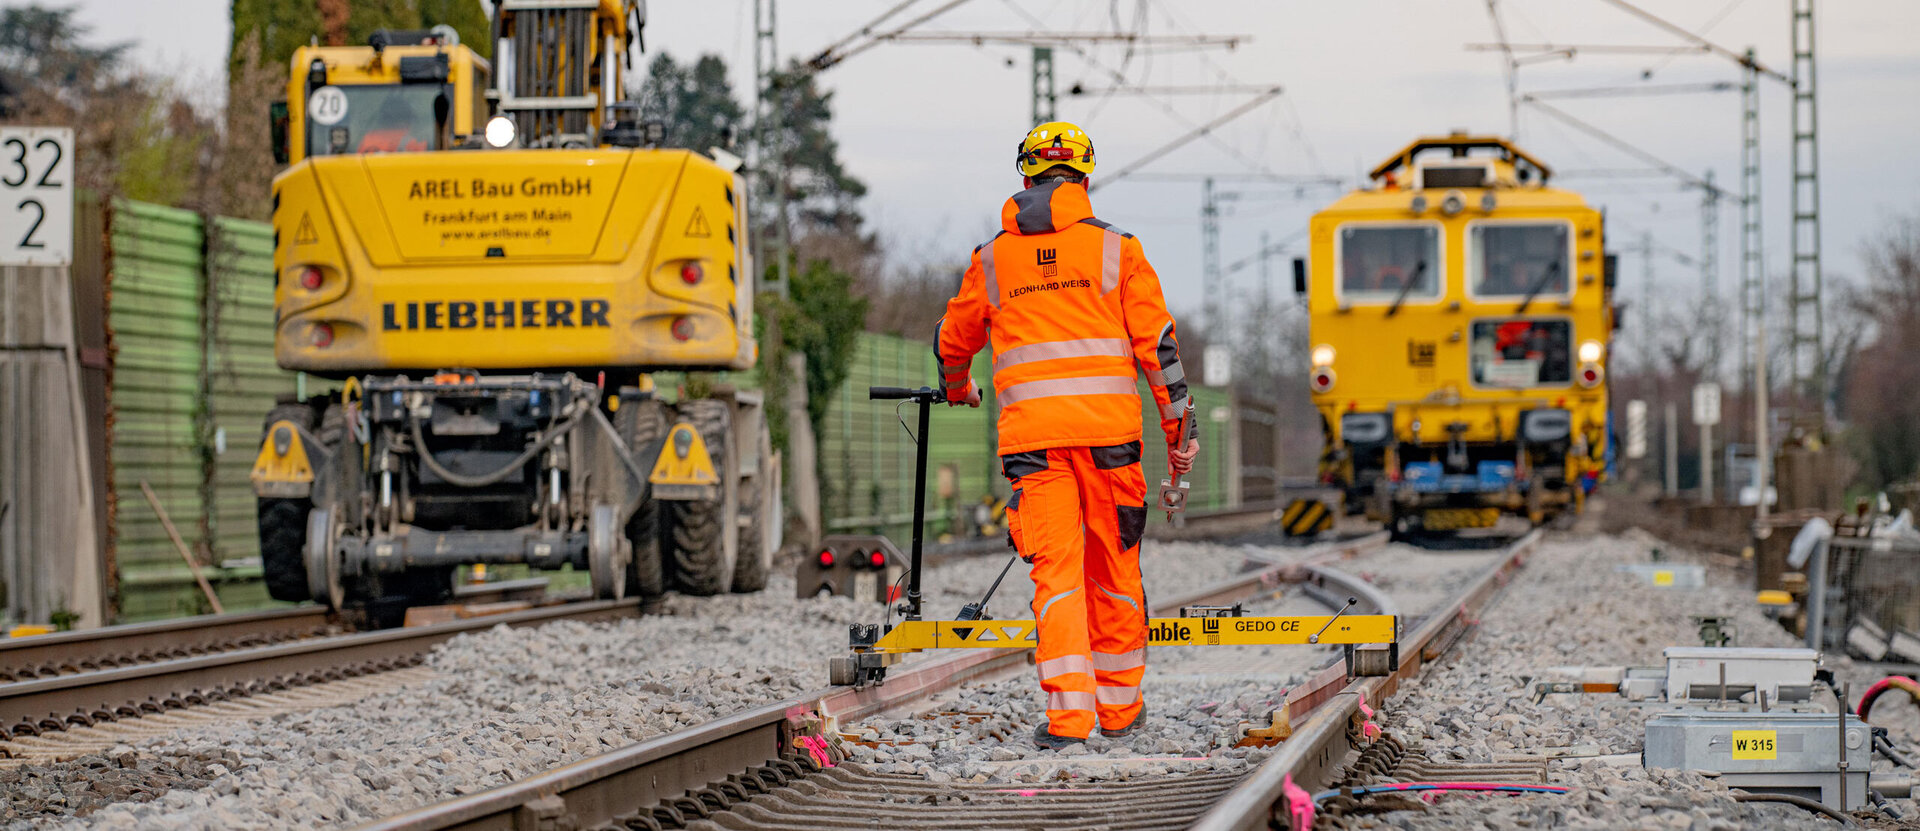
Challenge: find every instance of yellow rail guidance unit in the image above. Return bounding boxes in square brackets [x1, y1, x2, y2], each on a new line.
[250, 2, 775, 621]
[1302, 134, 1615, 536]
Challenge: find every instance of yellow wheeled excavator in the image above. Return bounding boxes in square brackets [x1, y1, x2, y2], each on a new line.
[249, 1, 776, 621]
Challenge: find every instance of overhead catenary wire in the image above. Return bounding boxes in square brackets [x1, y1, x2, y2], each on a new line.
[1526, 81, 1737, 99]
[804, 0, 977, 71]
[1088, 86, 1285, 191]
[1594, 0, 1790, 84]
[995, 0, 1282, 180]
[1521, 97, 1730, 199]
[1483, 0, 1520, 137]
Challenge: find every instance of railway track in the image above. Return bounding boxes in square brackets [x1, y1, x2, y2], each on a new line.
[352, 530, 1540, 831]
[0, 606, 336, 683]
[0, 576, 557, 686]
[0, 597, 638, 760]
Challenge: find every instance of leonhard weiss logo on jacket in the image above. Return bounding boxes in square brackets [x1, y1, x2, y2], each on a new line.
[1037, 247, 1058, 278]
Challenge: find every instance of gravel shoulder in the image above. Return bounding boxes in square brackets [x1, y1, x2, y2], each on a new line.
[1370, 529, 1910, 830]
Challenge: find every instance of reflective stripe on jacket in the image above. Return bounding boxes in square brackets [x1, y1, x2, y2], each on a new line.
[937, 180, 1188, 454]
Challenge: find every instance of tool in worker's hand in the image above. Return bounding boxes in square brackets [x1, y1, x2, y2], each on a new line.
[1158, 399, 1197, 521]
[957, 554, 1019, 621]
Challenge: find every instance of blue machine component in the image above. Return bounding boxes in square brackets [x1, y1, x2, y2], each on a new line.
[1401, 461, 1516, 493]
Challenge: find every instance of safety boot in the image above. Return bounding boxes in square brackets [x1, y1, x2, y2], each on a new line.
[1032, 722, 1086, 750]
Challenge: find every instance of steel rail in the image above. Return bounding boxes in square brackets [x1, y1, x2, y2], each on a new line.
[355, 532, 1394, 831]
[1190, 528, 1543, 830]
[0, 607, 334, 682]
[0, 599, 639, 741]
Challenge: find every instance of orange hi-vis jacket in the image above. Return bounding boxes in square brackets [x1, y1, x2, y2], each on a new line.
[936, 180, 1188, 454]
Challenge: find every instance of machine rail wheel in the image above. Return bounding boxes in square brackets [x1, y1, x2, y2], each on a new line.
[729, 426, 774, 593]
[621, 396, 670, 600]
[305, 505, 345, 609]
[258, 401, 320, 602]
[667, 399, 734, 596]
[588, 504, 628, 600]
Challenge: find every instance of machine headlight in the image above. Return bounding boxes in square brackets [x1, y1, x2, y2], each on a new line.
[1311, 344, 1336, 367]
[485, 115, 517, 148]
[1578, 340, 1604, 364]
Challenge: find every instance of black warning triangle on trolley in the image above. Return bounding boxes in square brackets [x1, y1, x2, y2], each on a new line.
[294, 213, 319, 245]
[684, 206, 712, 238]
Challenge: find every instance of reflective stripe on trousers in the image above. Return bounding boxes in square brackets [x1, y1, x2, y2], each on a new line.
[1092, 648, 1145, 673]
[1047, 690, 1098, 713]
[1036, 653, 1093, 680]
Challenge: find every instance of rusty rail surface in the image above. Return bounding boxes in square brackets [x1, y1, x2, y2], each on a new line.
[356, 530, 1398, 831]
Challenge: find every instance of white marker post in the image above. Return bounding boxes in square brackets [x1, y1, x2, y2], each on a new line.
[0, 127, 74, 267]
[1693, 382, 1721, 505]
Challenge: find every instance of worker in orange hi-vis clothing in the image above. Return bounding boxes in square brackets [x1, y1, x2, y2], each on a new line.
[936, 121, 1198, 748]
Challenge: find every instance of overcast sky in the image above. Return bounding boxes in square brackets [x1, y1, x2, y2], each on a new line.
[61, 0, 1920, 328]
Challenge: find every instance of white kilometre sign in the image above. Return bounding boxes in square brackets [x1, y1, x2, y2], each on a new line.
[1625, 399, 1648, 459]
[1202, 344, 1232, 387]
[1692, 382, 1721, 427]
[0, 127, 74, 266]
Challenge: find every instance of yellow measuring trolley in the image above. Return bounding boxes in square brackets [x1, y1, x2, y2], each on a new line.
[832, 600, 1399, 688]
[828, 387, 1401, 688]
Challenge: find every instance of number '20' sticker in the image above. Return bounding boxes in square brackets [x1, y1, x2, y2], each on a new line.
[308, 86, 349, 126]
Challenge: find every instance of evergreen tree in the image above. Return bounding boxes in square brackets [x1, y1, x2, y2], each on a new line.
[637, 53, 744, 154]
[768, 62, 867, 235]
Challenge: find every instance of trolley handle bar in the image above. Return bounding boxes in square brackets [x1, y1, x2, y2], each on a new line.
[869, 385, 941, 403]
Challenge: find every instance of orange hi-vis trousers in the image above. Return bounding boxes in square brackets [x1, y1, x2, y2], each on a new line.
[1004, 442, 1150, 739]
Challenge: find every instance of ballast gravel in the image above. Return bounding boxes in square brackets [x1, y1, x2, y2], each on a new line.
[1366, 529, 1905, 830]
[2, 538, 1265, 829]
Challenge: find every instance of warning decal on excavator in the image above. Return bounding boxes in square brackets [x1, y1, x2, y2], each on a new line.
[684, 206, 711, 238]
[295, 213, 319, 245]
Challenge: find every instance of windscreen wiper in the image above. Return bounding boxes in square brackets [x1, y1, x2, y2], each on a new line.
[1384, 260, 1429, 318]
[1513, 260, 1564, 315]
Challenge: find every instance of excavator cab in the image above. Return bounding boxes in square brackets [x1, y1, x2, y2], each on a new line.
[271, 28, 491, 165]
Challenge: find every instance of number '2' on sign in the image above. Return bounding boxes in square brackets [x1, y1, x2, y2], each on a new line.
[0, 127, 74, 267]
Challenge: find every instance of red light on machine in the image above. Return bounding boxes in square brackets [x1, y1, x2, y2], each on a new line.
[1309, 368, 1336, 393]
[671, 316, 694, 341]
[1577, 363, 1603, 388]
[298, 266, 323, 290]
[868, 550, 886, 569]
[680, 261, 703, 285]
[310, 322, 335, 348]
[816, 549, 835, 568]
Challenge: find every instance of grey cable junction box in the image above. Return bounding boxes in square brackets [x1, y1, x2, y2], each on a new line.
[1644, 710, 1870, 810]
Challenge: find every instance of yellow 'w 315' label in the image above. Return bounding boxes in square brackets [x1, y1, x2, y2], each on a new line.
[1731, 730, 1777, 760]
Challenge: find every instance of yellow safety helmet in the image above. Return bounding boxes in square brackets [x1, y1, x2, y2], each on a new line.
[1015, 121, 1096, 178]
